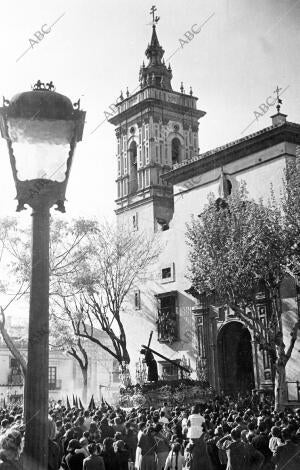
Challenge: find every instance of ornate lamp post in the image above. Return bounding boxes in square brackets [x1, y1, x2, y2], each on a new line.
[0, 81, 85, 469]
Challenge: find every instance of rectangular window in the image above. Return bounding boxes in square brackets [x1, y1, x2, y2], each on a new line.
[134, 289, 141, 309]
[133, 212, 138, 231]
[157, 294, 178, 343]
[112, 360, 120, 383]
[160, 361, 179, 381]
[139, 128, 142, 144]
[145, 145, 149, 164]
[117, 181, 121, 198]
[145, 169, 150, 187]
[123, 179, 128, 196]
[49, 366, 57, 390]
[161, 263, 175, 283]
[138, 172, 143, 189]
[117, 156, 121, 176]
[138, 146, 142, 167]
[117, 140, 120, 154]
[162, 267, 171, 279]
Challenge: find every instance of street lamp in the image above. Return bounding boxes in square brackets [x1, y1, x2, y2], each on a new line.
[0, 81, 85, 470]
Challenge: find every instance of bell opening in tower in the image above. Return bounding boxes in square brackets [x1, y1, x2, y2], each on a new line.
[171, 137, 181, 165]
[129, 141, 138, 194]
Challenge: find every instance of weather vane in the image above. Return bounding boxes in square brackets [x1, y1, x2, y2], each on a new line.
[150, 5, 160, 25]
[274, 86, 283, 113]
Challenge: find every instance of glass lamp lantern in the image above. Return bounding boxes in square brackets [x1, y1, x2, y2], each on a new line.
[0, 81, 85, 212]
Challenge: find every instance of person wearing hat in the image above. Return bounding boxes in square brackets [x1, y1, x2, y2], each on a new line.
[65, 439, 85, 470]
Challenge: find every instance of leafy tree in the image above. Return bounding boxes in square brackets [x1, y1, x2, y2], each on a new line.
[57, 223, 159, 371]
[0, 217, 159, 392]
[186, 184, 299, 410]
[50, 307, 89, 403]
[282, 159, 300, 277]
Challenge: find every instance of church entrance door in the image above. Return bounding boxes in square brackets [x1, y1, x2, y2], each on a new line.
[217, 321, 255, 395]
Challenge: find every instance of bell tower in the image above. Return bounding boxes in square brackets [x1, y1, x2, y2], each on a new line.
[109, 11, 206, 232]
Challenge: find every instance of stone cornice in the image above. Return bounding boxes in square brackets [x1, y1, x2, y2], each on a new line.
[109, 96, 205, 126]
[162, 122, 300, 184]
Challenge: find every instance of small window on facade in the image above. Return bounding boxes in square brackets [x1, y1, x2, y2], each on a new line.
[162, 267, 171, 279]
[133, 213, 138, 231]
[49, 366, 57, 390]
[128, 141, 137, 194]
[157, 294, 178, 343]
[161, 263, 175, 283]
[227, 179, 232, 195]
[134, 289, 141, 310]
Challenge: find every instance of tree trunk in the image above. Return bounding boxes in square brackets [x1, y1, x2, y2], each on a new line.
[82, 367, 88, 405]
[274, 361, 287, 411]
[274, 321, 299, 411]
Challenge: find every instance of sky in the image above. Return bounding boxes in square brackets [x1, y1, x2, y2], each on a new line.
[0, 0, 299, 224]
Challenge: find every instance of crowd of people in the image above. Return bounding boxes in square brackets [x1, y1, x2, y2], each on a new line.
[0, 393, 300, 469]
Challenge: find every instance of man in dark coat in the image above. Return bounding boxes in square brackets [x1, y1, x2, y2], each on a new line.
[217, 427, 247, 470]
[252, 422, 273, 469]
[272, 427, 300, 470]
[65, 439, 85, 470]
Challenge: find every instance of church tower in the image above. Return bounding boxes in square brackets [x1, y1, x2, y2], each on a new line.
[109, 11, 206, 232]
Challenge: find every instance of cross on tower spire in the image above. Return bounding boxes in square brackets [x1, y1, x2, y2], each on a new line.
[274, 85, 283, 113]
[150, 5, 160, 25]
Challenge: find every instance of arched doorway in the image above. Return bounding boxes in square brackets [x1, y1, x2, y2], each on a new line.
[217, 322, 255, 395]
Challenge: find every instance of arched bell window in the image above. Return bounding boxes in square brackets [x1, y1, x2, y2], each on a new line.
[128, 141, 137, 194]
[171, 137, 181, 164]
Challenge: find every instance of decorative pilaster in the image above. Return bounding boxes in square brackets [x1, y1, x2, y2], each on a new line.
[255, 289, 273, 391]
[192, 293, 210, 381]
